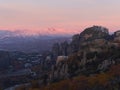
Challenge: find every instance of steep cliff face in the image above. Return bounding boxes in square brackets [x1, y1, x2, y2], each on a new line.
[69, 34, 80, 53]
[52, 43, 60, 59]
[50, 26, 120, 81]
[51, 25, 111, 57]
[60, 41, 69, 56]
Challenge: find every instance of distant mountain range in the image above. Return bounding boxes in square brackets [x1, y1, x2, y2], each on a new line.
[0, 30, 72, 53]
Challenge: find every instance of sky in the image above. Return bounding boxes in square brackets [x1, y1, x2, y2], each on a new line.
[0, 0, 120, 35]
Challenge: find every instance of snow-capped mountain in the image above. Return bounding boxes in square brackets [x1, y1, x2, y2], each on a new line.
[0, 30, 72, 53]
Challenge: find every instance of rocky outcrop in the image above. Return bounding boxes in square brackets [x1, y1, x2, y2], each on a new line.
[52, 41, 69, 58]
[15, 26, 120, 90]
[60, 41, 69, 56]
[52, 43, 60, 59]
[98, 59, 115, 71]
[80, 26, 109, 41]
[70, 34, 80, 53]
[49, 25, 120, 81]
[49, 63, 69, 82]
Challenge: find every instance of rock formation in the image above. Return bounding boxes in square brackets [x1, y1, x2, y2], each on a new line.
[49, 26, 120, 81]
[15, 26, 120, 90]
